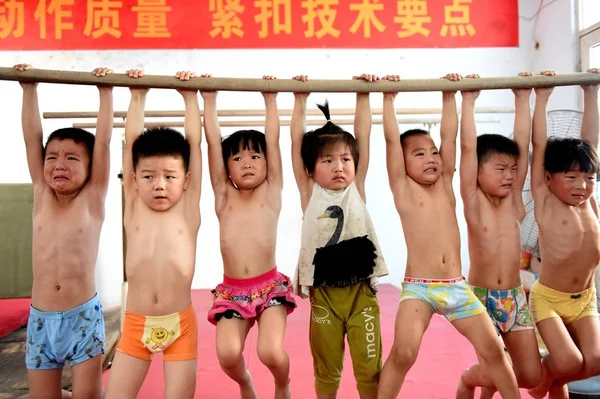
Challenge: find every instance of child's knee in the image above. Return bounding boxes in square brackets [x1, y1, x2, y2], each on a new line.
[477, 341, 506, 365]
[389, 343, 418, 371]
[552, 352, 583, 377]
[582, 353, 600, 379]
[217, 344, 244, 369]
[257, 342, 286, 368]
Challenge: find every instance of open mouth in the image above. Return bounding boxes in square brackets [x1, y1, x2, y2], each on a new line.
[53, 175, 68, 181]
[333, 176, 345, 182]
[154, 196, 167, 200]
[424, 168, 437, 173]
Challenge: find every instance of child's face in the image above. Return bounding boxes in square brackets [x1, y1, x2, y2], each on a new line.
[545, 165, 596, 206]
[133, 155, 190, 211]
[43, 139, 90, 195]
[312, 144, 356, 190]
[402, 135, 442, 185]
[227, 147, 267, 190]
[477, 153, 518, 198]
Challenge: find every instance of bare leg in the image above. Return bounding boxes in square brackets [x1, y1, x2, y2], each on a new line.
[540, 316, 600, 398]
[452, 313, 520, 399]
[257, 305, 290, 399]
[164, 359, 197, 399]
[377, 300, 433, 399]
[215, 317, 255, 399]
[70, 355, 103, 399]
[456, 354, 495, 399]
[503, 330, 543, 389]
[27, 369, 63, 399]
[527, 318, 584, 399]
[104, 351, 151, 399]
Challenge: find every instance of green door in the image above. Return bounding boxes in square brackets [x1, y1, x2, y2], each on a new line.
[0, 184, 33, 298]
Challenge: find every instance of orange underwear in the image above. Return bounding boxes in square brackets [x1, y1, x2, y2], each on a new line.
[116, 305, 198, 361]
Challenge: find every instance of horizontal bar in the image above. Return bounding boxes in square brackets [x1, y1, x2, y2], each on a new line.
[72, 117, 500, 129]
[2, 67, 599, 92]
[43, 107, 514, 119]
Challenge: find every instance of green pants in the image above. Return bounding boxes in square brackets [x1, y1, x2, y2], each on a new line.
[309, 280, 382, 396]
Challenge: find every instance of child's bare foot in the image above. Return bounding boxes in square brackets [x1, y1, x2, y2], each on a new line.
[274, 378, 291, 399]
[539, 70, 556, 76]
[240, 371, 258, 399]
[455, 372, 475, 399]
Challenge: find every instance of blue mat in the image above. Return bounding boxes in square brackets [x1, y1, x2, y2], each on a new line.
[569, 375, 600, 398]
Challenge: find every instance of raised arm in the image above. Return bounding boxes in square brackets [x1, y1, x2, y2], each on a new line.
[382, 75, 406, 194]
[581, 68, 600, 150]
[175, 71, 202, 214]
[200, 75, 228, 213]
[531, 71, 556, 201]
[89, 68, 114, 197]
[439, 73, 462, 180]
[123, 69, 149, 206]
[15, 64, 44, 186]
[459, 87, 480, 203]
[512, 73, 533, 220]
[290, 75, 313, 212]
[353, 74, 376, 202]
[262, 76, 283, 189]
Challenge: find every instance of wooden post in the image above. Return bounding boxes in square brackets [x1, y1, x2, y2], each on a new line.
[72, 117, 501, 129]
[2, 67, 599, 92]
[43, 107, 515, 119]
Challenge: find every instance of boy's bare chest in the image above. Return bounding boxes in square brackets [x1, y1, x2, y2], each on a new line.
[33, 200, 98, 244]
[473, 200, 519, 237]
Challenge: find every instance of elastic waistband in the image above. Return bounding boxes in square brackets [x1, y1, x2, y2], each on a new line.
[223, 267, 278, 287]
[29, 294, 101, 320]
[532, 281, 595, 298]
[404, 276, 465, 284]
[124, 304, 195, 321]
[470, 285, 524, 293]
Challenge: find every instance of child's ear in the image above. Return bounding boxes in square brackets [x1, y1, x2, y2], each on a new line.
[184, 171, 191, 190]
[544, 171, 551, 186]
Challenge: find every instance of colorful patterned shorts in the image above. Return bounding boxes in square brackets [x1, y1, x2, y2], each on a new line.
[471, 285, 534, 334]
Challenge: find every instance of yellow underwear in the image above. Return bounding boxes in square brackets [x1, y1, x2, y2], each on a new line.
[529, 281, 597, 325]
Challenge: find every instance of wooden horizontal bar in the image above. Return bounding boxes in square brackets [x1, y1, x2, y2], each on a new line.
[43, 107, 514, 119]
[72, 117, 500, 129]
[2, 67, 599, 92]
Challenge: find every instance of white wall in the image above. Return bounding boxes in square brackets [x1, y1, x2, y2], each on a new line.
[0, 0, 580, 307]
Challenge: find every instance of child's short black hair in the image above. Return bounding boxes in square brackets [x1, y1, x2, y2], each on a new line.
[44, 128, 95, 167]
[400, 129, 430, 146]
[544, 137, 600, 174]
[476, 134, 520, 166]
[221, 130, 267, 171]
[132, 127, 190, 171]
[301, 101, 359, 175]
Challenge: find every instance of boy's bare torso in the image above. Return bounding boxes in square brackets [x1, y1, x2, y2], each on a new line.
[124, 198, 198, 316]
[31, 186, 103, 311]
[537, 196, 600, 292]
[466, 191, 523, 289]
[218, 181, 280, 279]
[395, 177, 462, 279]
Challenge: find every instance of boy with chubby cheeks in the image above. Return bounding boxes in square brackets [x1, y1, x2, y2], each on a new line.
[377, 73, 521, 399]
[105, 69, 202, 399]
[528, 69, 600, 399]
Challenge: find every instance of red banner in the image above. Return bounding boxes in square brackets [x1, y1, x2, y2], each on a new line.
[0, 0, 519, 50]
